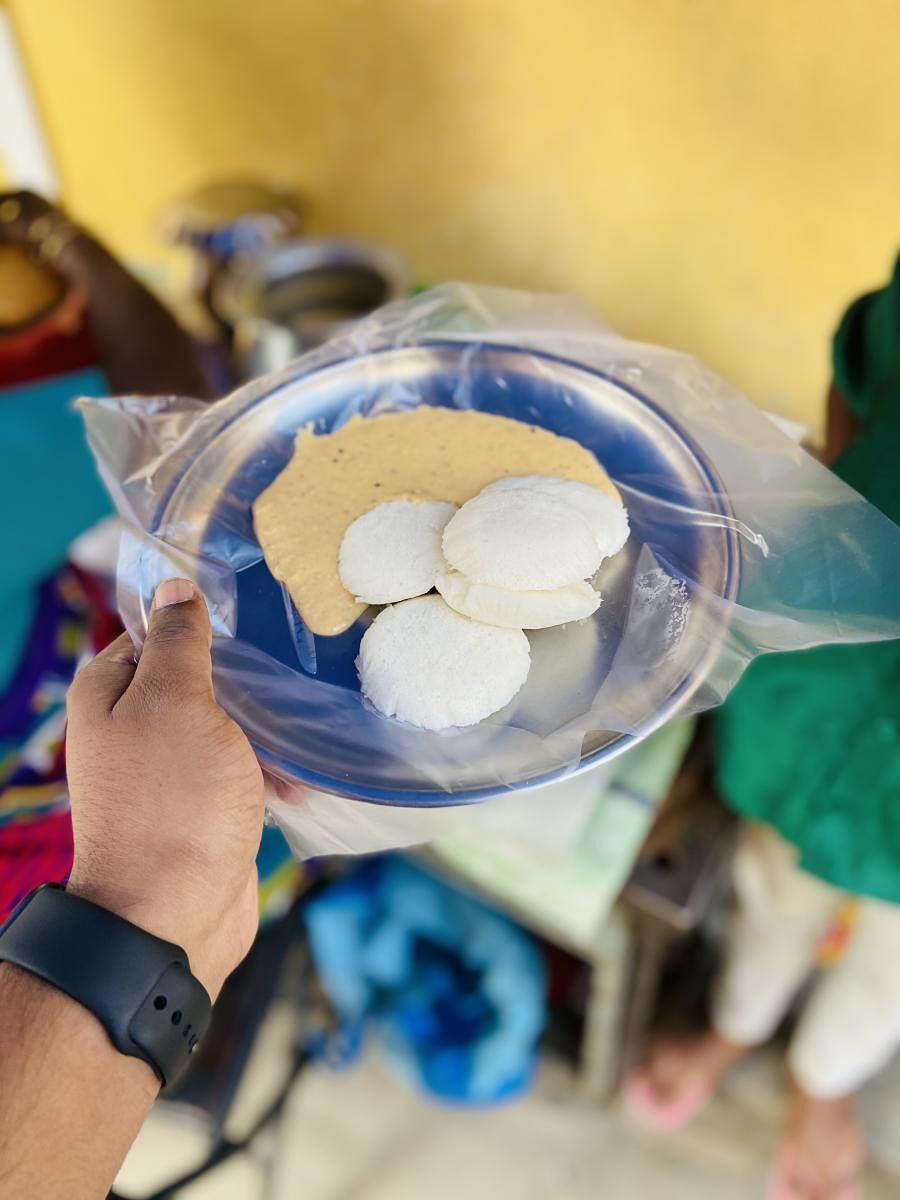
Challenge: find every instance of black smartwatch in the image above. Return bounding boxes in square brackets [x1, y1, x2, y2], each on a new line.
[0, 884, 212, 1086]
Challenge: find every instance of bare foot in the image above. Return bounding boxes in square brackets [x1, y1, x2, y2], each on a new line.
[771, 1082, 864, 1200]
[624, 1030, 750, 1130]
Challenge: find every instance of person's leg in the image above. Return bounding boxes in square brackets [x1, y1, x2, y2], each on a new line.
[628, 823, 839, 1128]
[773, 895, 900, 1198]
[790, 893, 900, 1095]
[712, 823, 839, 1045]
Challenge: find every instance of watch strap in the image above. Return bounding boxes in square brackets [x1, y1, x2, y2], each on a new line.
[0, 884, 211, 1086]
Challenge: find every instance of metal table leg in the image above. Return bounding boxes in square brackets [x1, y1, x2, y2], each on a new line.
[579, 904, 635, 1103]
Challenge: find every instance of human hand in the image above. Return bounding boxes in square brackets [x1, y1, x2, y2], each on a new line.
[65, 579, 265, 998]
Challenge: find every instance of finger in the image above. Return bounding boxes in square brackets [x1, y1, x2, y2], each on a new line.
[132, 579, 214, 702]
[67, 631, 138, 721]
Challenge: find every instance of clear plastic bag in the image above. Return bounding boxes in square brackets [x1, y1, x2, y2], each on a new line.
[78, 283, 900, 856]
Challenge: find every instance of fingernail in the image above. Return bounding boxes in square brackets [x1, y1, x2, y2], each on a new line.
[152, 578, 196, 610]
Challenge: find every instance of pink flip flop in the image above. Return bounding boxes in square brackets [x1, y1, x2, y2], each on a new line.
[623, 1069, 713, 1134]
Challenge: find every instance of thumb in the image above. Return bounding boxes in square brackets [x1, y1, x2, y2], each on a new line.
[133, 578, 214, 701]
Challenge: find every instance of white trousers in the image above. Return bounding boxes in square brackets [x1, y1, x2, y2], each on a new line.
[712, 823, 900, 1099]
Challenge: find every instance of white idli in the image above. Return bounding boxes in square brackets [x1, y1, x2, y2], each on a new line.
[442, 490, 601, 590]
[436, 568, 601, 629]
[339, 499, 457, 604]
[357, 595, 530, 730]
[481, 475, 629, 560]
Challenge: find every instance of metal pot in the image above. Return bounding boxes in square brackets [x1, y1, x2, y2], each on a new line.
[218, 238, 409, 380]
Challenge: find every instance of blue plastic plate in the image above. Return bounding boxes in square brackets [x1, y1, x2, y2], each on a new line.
[147, 342, 738, 805]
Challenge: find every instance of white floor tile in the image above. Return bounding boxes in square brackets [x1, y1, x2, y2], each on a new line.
[118, 1008, 899, 1200]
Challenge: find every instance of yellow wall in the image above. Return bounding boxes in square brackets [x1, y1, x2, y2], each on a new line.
[8, 0, 900, 428]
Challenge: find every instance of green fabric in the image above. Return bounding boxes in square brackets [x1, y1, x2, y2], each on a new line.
[715, 256, 900, 903]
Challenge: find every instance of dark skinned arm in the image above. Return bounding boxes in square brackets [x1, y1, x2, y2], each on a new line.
[0, 582, 265, 1199]
[820, 381, 859, 467]
[0, 190, 212, 398]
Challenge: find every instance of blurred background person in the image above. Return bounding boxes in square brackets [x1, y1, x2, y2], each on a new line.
[628, 260, 900, 1200]
[0, 188, 212, 924]
[0, 189, 305, 932]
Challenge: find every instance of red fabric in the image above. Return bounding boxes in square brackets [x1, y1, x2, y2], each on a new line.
[70, 564, 122, 651]
[0, 810, 75, 918]
[0, 289, 97, 388]
[0, 566, 121, 923]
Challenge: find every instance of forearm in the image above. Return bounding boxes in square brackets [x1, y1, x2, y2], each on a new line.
[0, 583, 264, 1195]
[0, 963, 159, 1200]
[821, 382, 859, 466]
[55, 234, 213, 399]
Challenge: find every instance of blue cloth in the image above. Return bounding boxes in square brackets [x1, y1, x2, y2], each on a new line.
[0, 369, 111, 694]
[305, 857, 546, 1104]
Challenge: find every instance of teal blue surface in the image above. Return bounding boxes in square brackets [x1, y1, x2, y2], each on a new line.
[0, 368, 111, 694]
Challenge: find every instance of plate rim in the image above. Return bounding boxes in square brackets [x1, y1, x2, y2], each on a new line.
[151, 340, 741, 806]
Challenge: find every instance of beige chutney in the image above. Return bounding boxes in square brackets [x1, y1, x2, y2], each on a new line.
[252, 406, 620, 636]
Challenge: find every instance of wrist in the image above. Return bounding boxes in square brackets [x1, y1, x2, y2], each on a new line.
[0, 196, 86, 277]
[0, 960, 162, 1097]
[65, 864, 227, 999]
[27, 214, 83, 268]
[52, 227, 103, 283]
